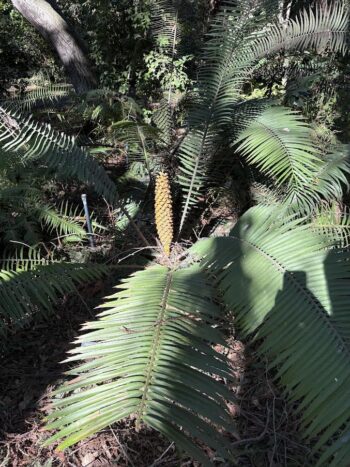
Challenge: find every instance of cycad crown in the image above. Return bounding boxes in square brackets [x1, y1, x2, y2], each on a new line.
[155, 172, 173, 256]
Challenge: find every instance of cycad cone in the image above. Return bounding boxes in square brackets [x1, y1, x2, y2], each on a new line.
[155, 172, 173, 256]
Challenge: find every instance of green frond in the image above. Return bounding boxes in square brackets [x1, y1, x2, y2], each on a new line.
[236, 106, 320, 182]
[152, 99, 173, 146]
[111, 120, 160, 143]
[0, 107, 117, 202]
[311, 144, 350, 202]
[115, 198, 141, 232]
[0, 263, 108, 334]
[251, 1, 348, 59]
[151, 0, 181, 55]
[177, 1, 267, 231]
[44, 264, 235, 465]
[111, 120, 160, 173]
[311, 203, 350, 248]
[177, 1, 348, 233]
[192, 205, 350, 465]
[235, 106, 322, 204]
[0, 247, 51, 271]
[0, 184, 87, 244]
[281, 143, 350, 214]
[36, 200, 87, 240]
[2, 83, 74, 112]
[178, 128, 215, 232]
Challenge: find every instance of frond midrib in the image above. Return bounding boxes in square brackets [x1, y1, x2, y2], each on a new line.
[179, 28, 245, 233]
[135, 269, 174, 428]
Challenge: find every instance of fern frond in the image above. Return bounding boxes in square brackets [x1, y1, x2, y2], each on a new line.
[312, 144, 350, 202]
[193, 205, 350, 465]
[0, 263, 108, 333]
[282, 143, 350, 214]
[44, 265, 235, 465]
[177, 2, 266, 232]
[0, 183, 87, 243]
[0, 108, 116, 202]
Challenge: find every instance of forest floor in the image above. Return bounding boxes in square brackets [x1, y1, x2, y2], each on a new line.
[0, 281, 309, 467]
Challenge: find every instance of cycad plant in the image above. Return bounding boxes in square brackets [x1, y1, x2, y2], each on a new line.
[1, 0, 350, 465]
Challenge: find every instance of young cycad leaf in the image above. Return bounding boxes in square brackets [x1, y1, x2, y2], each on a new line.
[111, 120, 160, 172]
[153, 99, 173, 146]
[44, 265, 236, 465]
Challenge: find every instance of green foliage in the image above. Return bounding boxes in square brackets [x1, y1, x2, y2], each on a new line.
[235, 106, 321, 192]
[0, 1, 59, 84]
[143, 51, 191, 94]
[3, 83, 74, 112]
[152, 98, 173, 146]
[150, 0, 181, 53]
[0, 184, 87, 247]
[57, 0, 152, 91]
[110, 120, 160, 173]
[0, 107, 117, 202]
[0, 262, 108, 334]
[44, 265, 235, 465]
[1, 1, 350, 465]
[177, 0, 348, 232]
[311, 202, 350, 248]
[309, 144, 350, 205]
[141, 0, 193, 108]
[235, 106, 350, 212]
[193, 205, 350, 465]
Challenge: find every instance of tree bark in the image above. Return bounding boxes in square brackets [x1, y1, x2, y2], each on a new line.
[11, 0, 96, 94]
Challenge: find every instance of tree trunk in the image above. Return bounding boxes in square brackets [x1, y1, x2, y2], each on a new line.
[11, 0, 96, 94]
